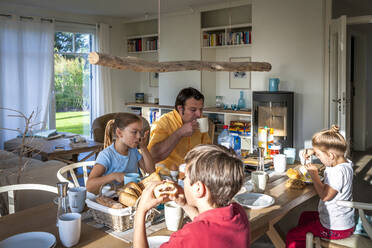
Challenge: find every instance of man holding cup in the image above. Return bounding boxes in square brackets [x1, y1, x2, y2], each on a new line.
[148, 87, 211, 170]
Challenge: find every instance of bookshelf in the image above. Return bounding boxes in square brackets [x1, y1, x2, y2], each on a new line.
[127, 33, 158, 53]
[125, 19, 158, 54]
[201, 23, 252, 48]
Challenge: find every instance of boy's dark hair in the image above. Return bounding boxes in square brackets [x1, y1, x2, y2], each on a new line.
[174, 87, 204, 109]
[185, 144, 244, 208]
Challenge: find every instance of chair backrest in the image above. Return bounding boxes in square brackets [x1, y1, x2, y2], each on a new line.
[92, 112, 150, 144]
[208, 119, 216, 144]
[0, 184, 57, 215]
[337, 200, 372, 239]
[57, 161, 95, 187]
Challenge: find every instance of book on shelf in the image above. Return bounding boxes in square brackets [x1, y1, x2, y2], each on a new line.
[203, 30, 251, 47]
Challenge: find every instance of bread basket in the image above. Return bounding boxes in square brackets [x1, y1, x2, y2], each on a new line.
[86, 184, 158, 232]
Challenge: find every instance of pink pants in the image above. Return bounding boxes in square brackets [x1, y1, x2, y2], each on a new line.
[286, 211, 354, 248]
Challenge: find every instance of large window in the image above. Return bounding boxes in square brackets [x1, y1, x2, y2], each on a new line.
[53, 31, 94, 136]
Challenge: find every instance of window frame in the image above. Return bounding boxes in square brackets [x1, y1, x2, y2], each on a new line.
[50, 24, 96, 138]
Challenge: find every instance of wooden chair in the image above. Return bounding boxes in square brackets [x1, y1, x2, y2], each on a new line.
[208, 119, 216, 144]
[306, 200, 372, 248]
[57, 161, 95, 187]
[0, 184, 57, 215]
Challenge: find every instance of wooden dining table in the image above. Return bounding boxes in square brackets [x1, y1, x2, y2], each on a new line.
[0, 171, 318, 247]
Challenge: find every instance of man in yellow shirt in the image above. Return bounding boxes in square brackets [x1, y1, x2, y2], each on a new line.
[148, 87, 211, 170]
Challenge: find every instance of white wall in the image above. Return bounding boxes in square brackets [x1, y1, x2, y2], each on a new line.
[215, 47, 253, 108]
[158, 12, 201, 106]
[252, 0, 325, 148]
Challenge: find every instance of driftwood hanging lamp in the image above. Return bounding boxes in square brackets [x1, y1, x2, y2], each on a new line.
[88, 52, 271, 72]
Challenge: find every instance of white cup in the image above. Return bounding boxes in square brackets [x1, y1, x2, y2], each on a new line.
[196, 117, 209, 133]
[170, 170, 179, 181]
[58, 213, 81, 247]
[273, 154, 287, 173]
[164, 201, 184, 231]
[68, 187, 86, 213]
[251, 171, 269, 193]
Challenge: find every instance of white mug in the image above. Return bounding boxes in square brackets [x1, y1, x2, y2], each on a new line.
[58, 213, 81, 247]
[251, 171, 269, 193]
[273, 154, 287, 173]
[164, 201, 184, 231]
[170, 170, 179, 181]
[68, 187, 86, 213]
[196, 117, 209, 133]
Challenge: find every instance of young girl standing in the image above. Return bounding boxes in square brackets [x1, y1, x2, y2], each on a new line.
[286, 125, 354, 248]
[87, 113, 155, 194]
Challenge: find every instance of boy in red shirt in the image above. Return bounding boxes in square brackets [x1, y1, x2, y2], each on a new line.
[134, 144, 250, 248]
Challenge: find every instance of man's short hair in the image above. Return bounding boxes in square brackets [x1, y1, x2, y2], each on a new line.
[174, 87, 204, 109]
[185, 144, 244, 208]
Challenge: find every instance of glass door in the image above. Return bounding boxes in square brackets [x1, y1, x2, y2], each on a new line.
[52, 31, 94, 137]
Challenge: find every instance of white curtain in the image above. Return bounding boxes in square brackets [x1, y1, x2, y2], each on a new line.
[92, 23, 112, 122]
[0, 17, 55, 149]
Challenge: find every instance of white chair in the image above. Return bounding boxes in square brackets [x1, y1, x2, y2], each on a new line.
[57, 161, 95, 187]
[306, 200, 372, 248]
[0, 184, 57, 215]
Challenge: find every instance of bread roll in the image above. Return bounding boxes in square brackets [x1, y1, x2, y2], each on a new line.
[126, 182, 142, 196]
[119, 191, 138, 207]
[96, 195, 124, 209]
[285, 179, 306, 190]
[138, 172, 162, 190]
[153, 181, 178, 201]
[286, 168, 301, 179]
[121, 187, 139, 198]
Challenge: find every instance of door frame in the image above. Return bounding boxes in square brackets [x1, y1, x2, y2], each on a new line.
[324, 1, 372, 149]
[348, 27, 367, 151]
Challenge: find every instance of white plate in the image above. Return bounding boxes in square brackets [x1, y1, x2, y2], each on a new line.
[0, 232, 56, 248]
[234, 193, 275, 209]
[147, 236, 170, 248]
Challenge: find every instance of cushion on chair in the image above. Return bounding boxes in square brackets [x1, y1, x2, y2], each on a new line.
[323, 235, 372, 248]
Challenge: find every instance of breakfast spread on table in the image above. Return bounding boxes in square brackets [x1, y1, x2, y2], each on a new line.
[94, 172, 162, 208]
[285, 164, 325, 189]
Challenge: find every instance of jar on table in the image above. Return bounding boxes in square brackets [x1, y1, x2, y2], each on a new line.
[268, 143, 281, 158]
[216, 96, 223, 108]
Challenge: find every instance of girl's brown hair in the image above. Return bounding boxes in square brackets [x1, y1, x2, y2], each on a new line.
[312, 125, 347, 155]
[103, 113, 142, 148]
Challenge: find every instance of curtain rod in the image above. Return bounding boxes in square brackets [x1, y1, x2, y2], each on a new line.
[0, 14, 112, 28]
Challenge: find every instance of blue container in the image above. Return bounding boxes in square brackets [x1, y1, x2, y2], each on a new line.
[269, 78, 280, 92]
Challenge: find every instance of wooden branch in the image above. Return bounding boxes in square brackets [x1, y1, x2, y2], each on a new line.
[88, 52, 271, 72]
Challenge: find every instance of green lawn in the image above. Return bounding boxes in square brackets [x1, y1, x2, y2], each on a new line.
[56, 111, 90, 135]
